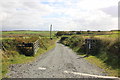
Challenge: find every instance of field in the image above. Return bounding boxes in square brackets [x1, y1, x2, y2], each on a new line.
[1, 30, 120, 78]
[1, 31, 57, 39]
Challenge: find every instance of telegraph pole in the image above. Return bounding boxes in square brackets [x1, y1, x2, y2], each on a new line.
[50, 24, 52, 40]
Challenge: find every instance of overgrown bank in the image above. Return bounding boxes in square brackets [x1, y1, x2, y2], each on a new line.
[60, 35, 120, 77]
[1, 37, 57, 78]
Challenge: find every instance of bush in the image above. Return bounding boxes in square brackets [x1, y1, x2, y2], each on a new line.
[2, 39, 19, 51]
[60, 36, 84, 54]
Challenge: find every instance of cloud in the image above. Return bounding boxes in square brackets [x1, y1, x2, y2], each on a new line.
[0, 0, 119, 31]
[101, 6, 118, 17]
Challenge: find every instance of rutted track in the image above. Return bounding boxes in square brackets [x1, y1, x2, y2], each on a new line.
[7, 42, 119, 79]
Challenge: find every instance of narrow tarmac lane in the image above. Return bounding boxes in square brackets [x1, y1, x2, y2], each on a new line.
[7, 43, 119, 79]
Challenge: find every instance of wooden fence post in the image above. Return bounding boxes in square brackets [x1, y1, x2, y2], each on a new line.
[32, 39, 40, 55]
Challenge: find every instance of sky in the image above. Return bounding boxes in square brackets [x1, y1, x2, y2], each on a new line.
[0, 0, 119, 31]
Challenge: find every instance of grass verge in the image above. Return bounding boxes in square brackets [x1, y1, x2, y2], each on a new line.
[1, 40, 56, 78]
[60, 35, 119, 77]
[81, 55, 119, 77]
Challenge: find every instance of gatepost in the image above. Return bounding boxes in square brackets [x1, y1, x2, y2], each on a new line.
[85, 39, 97, 56]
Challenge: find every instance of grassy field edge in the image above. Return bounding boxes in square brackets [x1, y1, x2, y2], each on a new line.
[1, 41, 56, 78]
[60, 35, 119, 77]
[83, 55, 119, 77]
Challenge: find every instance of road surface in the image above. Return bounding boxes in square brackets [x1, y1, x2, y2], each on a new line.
[7, 42, 119, 79]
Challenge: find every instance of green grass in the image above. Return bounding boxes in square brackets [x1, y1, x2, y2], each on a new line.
[2, 31, 53, 34]
[60, 34, 120, 77]
[1, 30, 58, 79]
[84, 55, 119, 77]
[1, 31, 57, 41]
[77, 54, 119, 77]
[111, 31, 120, 33]
[2, 31, 57, 37]
[1, 38, 57, 78]
[94, 34, 119, 38]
